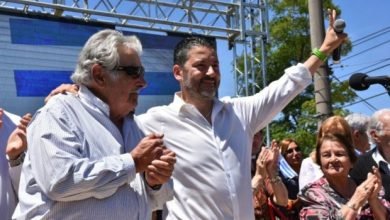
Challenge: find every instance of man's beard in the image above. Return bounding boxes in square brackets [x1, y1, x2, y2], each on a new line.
[183, 77, 217, 100]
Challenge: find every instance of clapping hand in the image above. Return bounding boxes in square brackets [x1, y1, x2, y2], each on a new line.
[265, 140, 280, 178]
[352, 166, 381, 209]
[255, 140, 279, 178]
[6, 113, 32, 160]
[367, 167, 382, 201]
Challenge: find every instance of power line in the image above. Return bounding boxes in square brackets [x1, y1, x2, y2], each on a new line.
[352, 26, 390, 47]
[330, 26, 390, 73]
[331, 57, 390, 69]
[328, 25, 390, 113]
[337, 59, 390, 79]
[363, 63, 390, 74]
[341, 92, 387, 109]
[330, 57, 390, 69]
[343, 38, 390, 62]
[330, 74, 377, 112]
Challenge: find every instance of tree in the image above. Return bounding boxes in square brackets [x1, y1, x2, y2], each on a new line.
[250, 0, 355, 154]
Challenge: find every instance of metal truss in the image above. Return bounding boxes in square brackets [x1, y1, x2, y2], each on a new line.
[0, 0, 269, 96]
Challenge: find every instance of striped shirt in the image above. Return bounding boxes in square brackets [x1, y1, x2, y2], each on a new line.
[13, 86, 172, 220]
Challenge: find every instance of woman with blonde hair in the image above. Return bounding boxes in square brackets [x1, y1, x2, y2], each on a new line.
[299, 115, 353, 190]
[279, 138, 303, 219]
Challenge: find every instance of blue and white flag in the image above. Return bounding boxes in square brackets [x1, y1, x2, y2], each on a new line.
[0, 13, 182, 115]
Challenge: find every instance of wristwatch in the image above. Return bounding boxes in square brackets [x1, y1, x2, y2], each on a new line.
[7, 151, 26, 167]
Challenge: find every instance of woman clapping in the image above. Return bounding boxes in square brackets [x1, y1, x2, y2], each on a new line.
[252, 141, 289, 219]
[299, 134, 390, 219]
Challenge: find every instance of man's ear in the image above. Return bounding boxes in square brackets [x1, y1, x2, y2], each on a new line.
[370, 129, 379, 142]
[173, 64, 183, 81]
[91, 63, 106, 86]
[353, 130, 360, 138]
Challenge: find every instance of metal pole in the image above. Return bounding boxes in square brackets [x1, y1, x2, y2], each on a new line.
[308, 0, 333, 124]
[260, 0, 270, 145]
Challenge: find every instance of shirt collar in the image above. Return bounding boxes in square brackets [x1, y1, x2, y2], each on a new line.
[170, 91, 226, 118]
[170, 92, 187, 114]
[372, 146, 388, 165]
[78, 85, 110, 117]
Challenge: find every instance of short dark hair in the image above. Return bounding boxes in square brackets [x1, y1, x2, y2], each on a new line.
[315, 133, 357, 168]
[173, 36, 216, 66]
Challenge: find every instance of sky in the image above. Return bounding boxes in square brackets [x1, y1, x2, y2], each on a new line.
[217, 0, 390, 117]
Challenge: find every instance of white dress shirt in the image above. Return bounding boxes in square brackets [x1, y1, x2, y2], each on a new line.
[13, 86, 172, 220]
[0, 110, 21, 220]
[138, 64, 312, 220]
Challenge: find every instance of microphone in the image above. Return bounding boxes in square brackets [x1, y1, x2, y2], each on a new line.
[332, 19, 346, 64]
[349, 73, 390, 91]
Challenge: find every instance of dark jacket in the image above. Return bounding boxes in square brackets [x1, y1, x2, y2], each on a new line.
[349, 147, 390, 201]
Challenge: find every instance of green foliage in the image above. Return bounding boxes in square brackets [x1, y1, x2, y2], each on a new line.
[240, 0, 357, 155]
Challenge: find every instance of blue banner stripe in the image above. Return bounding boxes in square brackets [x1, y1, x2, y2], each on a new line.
[10, 18, 103, 46]
[10, 18, 183, 49]
[14, 70, 73, 96]
[14, 70, 178, 96]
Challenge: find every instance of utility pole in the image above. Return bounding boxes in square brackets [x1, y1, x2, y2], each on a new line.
[308, 0, 333, 123]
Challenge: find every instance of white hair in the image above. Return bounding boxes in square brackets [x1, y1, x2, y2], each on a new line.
[345, 113, 370, 133]
[370, 108, 390, 137]
[71, 29, 142, 85]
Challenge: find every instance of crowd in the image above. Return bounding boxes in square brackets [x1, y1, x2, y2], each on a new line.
[1, 9, 390, 220]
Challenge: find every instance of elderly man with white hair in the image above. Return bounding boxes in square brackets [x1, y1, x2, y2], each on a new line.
[13, 29, 176, 220]
[350, 108, 390, 201]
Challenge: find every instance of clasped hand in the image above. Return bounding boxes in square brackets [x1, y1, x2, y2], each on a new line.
[130, 133, 176, 188]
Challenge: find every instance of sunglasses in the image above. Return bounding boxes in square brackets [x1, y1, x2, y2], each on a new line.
[113, 65, 145, 78]
[286, 147, 301, 154]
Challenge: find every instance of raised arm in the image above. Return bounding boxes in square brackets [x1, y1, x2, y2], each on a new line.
[304, 9, 348, 75]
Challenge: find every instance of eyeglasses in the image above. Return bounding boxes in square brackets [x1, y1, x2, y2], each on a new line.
[286, 147, 301, 154]
[113, 65, 145, 78]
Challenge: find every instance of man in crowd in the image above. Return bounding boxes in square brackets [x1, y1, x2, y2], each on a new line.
[345, 113, 371, 155]
[350, 108, 390, 201]
[13, 29, 176, 219]
[137, 9, 347, 219]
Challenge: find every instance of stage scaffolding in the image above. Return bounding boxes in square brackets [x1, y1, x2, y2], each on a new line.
[0, 0, 269, 96]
